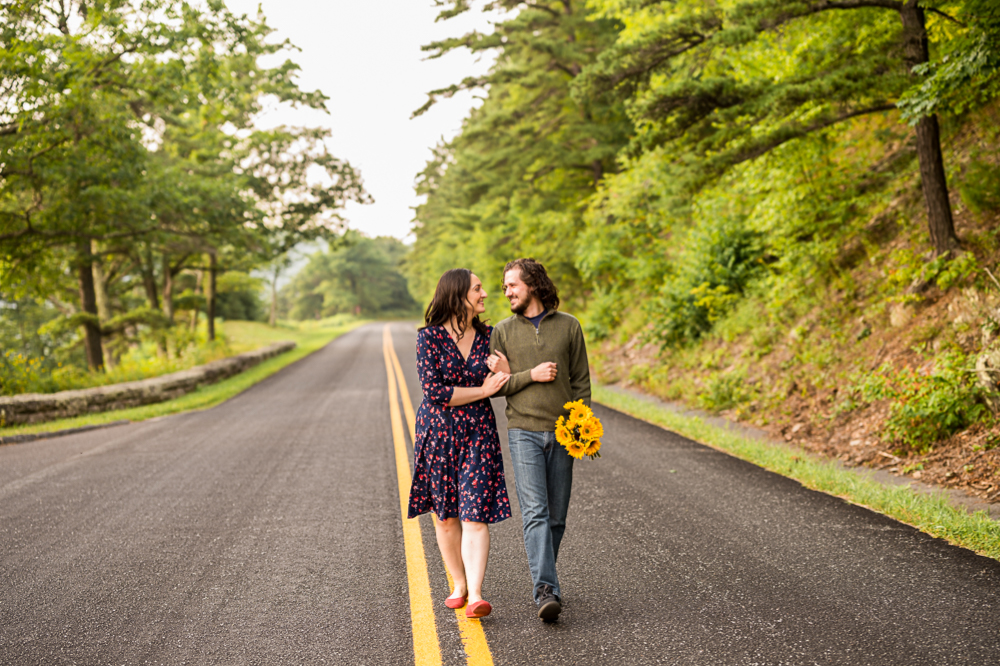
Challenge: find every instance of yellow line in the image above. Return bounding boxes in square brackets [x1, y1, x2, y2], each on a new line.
[388, 337, 417, 442]
[385, 324, 495, 666]
[383, 325, 442, 666]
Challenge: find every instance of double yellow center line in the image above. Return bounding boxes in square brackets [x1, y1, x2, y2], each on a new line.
[382, 324, 494, 666]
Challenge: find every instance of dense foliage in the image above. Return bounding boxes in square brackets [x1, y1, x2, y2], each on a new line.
[407, 0, 1000, 454]
[409, 0, 1000, 339]
[280, 234, 418, 320]
[1, 0, 370, 391]
[409, 0, 632, 317]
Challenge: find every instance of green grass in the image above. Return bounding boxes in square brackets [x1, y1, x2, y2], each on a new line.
[0, 317, 365, 438]
[593, 385, 1000, 562]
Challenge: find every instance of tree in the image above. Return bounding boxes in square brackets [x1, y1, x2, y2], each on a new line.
[409, 0, 632, 312]
[898, 0, 1000, 120]
[282, 234, 417, 320]
[1, 1, 369, 365]
[579, 0, 970, 255]
[0, 20, 148, 370]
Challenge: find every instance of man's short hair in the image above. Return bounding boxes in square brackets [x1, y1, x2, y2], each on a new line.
[503, 258, 560, 311]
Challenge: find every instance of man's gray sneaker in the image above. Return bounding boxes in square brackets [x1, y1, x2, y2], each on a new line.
[536, 584, 562, 622]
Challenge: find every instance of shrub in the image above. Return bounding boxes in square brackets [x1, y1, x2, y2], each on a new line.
[853, 352, 991, 453]
[0, 328, 234, 397]
[884, 247, 978, 296]
[698, 369, 754, 413]
[215, 272, 265, 322]
[650, 215, 765, 348]
[0, 351, 58, 395]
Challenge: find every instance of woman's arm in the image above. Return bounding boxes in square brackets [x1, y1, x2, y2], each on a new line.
[416, 331, 455, 406]
[448, 372, 510, 407]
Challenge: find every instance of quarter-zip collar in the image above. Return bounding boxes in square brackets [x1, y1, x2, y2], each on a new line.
[520, 308, 549, 329]
[517, 309, 551, 347]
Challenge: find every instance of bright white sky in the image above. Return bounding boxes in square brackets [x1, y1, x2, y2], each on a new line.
[223, 0, 499, 242]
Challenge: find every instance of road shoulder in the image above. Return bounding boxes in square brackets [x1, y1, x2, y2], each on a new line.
[594, 383, 1000, 561]
[0, 320, 364, 443]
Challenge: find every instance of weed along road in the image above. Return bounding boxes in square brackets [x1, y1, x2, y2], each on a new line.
[2, 322, 1000, 665]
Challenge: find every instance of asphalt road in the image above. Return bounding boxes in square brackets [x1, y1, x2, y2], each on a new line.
[2, 321, 999, 665]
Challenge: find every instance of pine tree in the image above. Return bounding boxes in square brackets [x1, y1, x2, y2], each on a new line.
[580, 0, 972, 255]
[410, 1, 632, 308]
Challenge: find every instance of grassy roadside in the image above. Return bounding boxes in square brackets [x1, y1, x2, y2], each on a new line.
[593, 385, 1000, 562]
[0, 318, 365, 438]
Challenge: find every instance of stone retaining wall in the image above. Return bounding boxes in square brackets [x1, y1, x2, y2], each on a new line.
[0, 341, 296, 426]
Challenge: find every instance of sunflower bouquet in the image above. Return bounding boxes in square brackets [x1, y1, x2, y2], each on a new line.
[555, 400, 604, 460]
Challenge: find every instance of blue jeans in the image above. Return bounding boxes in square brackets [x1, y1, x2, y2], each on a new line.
[507, 429, 574, 602]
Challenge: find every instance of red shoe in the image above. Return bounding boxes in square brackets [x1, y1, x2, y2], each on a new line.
[465, 600, 492, 618]
[445, 593, 468, 609]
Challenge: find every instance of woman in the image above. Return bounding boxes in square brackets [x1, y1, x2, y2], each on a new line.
[408, 268, 512, 619]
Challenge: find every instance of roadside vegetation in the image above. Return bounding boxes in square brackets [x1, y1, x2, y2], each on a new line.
[2, 231, 417, 397]
[406, 1, 1000, 504]
[0, 2, 418, 403]
[0, 317, 363, 438]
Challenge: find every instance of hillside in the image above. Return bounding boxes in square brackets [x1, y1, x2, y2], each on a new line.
[592, 105, 1000, 503]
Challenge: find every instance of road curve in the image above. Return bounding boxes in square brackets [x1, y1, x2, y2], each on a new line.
[2, 321, 999, 665]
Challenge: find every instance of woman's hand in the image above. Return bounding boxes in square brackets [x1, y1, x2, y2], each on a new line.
[481, 371, 510, 398]
[486, 351, 511, 375]
[447, 372, 510, 406]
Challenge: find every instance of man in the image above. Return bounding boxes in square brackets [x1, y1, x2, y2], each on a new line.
[487, 257, 591, 622]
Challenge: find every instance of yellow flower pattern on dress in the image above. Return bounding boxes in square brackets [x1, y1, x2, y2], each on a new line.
[555, 400, 605, 460]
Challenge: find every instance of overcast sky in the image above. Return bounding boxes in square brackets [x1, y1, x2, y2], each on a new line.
[222, 0, 498, 242]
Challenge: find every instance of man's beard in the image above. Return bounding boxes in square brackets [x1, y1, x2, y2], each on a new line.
[509, 299, 527, 315]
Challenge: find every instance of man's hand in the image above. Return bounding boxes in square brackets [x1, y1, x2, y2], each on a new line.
[486, 350, 510, 375]
[530, 362, 557, 383]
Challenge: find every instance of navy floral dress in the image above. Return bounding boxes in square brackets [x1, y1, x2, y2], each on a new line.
[407, 325, 512, 524]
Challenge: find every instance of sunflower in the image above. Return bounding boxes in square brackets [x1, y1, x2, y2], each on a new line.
[555, 425, 572, 445]
[556, 400, 605, 461]
[564, 400, 592, 418]
[578, 417, 604, 441]
[583, 439, 601, 458]
[565, 440, 587, 459]
[568, 407, 588, 429]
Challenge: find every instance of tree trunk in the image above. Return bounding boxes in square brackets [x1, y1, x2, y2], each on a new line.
[91, 241, 111, 322]
[191, 269, 203, 332]
[900, 1, 961, 256]
[91, 240, 117, 368]
[207, 251, 217, 341]
[141, 246, 159, 311]
[161, 254, 174, 322]
[139, 246, 167, 357]
[76, 241, 104, 372]
[591, 159, 603, 186]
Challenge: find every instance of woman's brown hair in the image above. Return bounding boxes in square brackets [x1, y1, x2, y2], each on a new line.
[422, 268, 489, 339]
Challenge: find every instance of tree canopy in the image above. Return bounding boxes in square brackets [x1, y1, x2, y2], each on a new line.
[1, 0, 369, 373]
[281, 234, 417, 320]
[409, 0, 632, 313]
[407, 0, 1000, 344]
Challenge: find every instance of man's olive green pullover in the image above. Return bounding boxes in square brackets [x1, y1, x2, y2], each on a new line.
[489, 310, 591, 432]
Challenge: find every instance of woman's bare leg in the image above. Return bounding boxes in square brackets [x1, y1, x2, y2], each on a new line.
[434, 517, 467, 598]
[461, 521, 490, 604]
